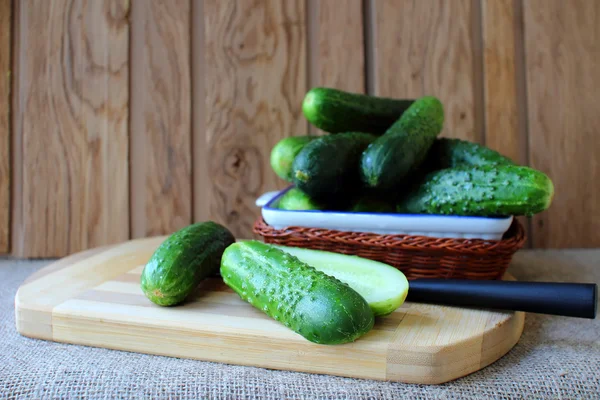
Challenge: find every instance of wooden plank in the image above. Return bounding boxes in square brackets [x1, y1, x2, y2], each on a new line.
[482, 0, 523, 163]
[371, 0, 480, 141]
[523, 0, 600, 248]
[15, 237, 523, 384]
[130, 0, 192, 238]
[204, 0, 307, 238]
[0, 0, 11, 253]
[11, 0, 130, 257]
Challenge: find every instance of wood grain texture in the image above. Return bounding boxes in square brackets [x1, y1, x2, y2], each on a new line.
[482, 0, 522, 163]
[523, 0, 600, 248]
[204, 0, 307, 238]
[314, 0, 364, 92]
[11, 0, 129, 257]
[130, 0, 192, 238]
[15, 237, 524, 384]
[0, 0, 11, 253]
[371, 0, 480, 141]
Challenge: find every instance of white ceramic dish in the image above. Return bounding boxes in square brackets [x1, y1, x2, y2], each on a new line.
[256, 187, 514, 240]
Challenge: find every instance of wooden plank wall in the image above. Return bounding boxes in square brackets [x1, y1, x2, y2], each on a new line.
[2, 0, 599, 256]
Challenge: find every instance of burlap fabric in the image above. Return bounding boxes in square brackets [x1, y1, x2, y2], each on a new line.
[1, 250, 599, 399]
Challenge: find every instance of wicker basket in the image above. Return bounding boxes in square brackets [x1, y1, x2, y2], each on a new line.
[253, 217, 526, 280]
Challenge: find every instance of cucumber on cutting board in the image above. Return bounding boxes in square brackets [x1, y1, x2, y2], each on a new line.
[292, 132, 377, 201]
[272, 244, 409, 317]
[302, 87, 414, 134]
[221, 241, 375, 345]
[270, 136, 318, 181]
[140, 221, 235, 306]
[396, 165, 555, 217]
[277, 187, 324, 211]
[361, 96, 445, 191]
[429, 138, 516, 168]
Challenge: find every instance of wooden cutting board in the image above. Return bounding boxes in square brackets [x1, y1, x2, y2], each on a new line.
[15, 237, 524, 385]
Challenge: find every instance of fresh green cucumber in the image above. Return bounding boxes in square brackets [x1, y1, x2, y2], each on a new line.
[302, 87, 414, 134]
[141, 222, 235, 306]
[277, 188, 324, 211]
[272, 245, 409, 316]
[396, 165, 554, 217]
[221, 241, 374, 345]
[292, 132, 377, 201]
[429, 138, 516, 168]
[348, 194, 395, 213]
[270, 136, 318, 181]
[361, 96, 445, 190]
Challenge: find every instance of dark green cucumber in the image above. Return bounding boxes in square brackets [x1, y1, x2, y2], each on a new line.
[220, 241, 375, 345]
[428, 138, 516, 169]
[141, 221, 235, 306]
[292, 132, 377, 201]
[270, 136, 318, 181]
[348, 194, 395, 213]
[396, 165, 555, 217]
[361, 96, 445, 190]
[302, 87, 414, 134]
[277, 188, 324, 211]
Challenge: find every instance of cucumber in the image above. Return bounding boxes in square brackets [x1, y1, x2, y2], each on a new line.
[361, 96, 445, 190]
[270, 136, 318, 181]
[348, 194, 395, 213]
[302, 87, 414, 134]
[277, 188, 323, 211]
[221, 241, 375, 345]
[271, 245, 409, 316]
[140, 222, 235, 306]
[396, 165, 555, 217]
[429, 138, 516, 168]
[292, 132, 377, 201]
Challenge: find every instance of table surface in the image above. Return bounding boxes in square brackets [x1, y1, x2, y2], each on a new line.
[1, 249, 599, 399]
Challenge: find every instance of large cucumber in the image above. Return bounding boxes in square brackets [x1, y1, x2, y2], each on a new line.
[302, 87, 414, 134]
[271, 244, 409, 317]
[221, 241, 375, 345]
[360, 96, 445, 190]
[140, 222, 235, 306]
[429, 138, 516, 168]
[396, 165, 554, 217]
[292, 132, 377, 201]
[270, 136, 318, 181]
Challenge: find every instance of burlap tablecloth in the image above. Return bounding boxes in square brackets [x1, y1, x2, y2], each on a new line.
[1, 250, 599, 399]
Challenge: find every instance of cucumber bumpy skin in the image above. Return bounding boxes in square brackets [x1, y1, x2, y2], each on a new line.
[302, 87, 414, 134]
[360, 96, 445, 191]
[429, 138, 516, 168]
[140, 221, 235, 306]
[396, 165, 555, 217]
[277, 188, 324, 211]
[220, 241, 375, 345]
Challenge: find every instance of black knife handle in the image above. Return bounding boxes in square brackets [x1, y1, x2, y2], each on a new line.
[406, 280, 597, 319]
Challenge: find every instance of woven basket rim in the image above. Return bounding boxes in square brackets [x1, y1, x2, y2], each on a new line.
[253, 217, 526, 256]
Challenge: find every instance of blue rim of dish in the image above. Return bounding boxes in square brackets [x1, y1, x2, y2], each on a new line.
[263, 186, 512, 221]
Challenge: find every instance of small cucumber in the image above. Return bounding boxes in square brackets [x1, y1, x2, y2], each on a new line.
[302, 87, 414, 134]
[396, 165, 555, 217]
[361, 96, 445, 190]
[141, 222, 235, 306]
[221, 241, 375, 345]
[272, 245, 409, 317]
[429, 138, 516, 168]
[270, 136, 318, 181]
[292, 132, 377, 201]
[277, 188, 324, 211]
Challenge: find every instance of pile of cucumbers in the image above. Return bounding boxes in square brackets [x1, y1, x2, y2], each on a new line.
[141, 221, 409, 345]
[270, 87, 555, 217]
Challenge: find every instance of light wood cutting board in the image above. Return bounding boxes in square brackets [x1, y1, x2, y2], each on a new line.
[15, 236, 525, 385]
